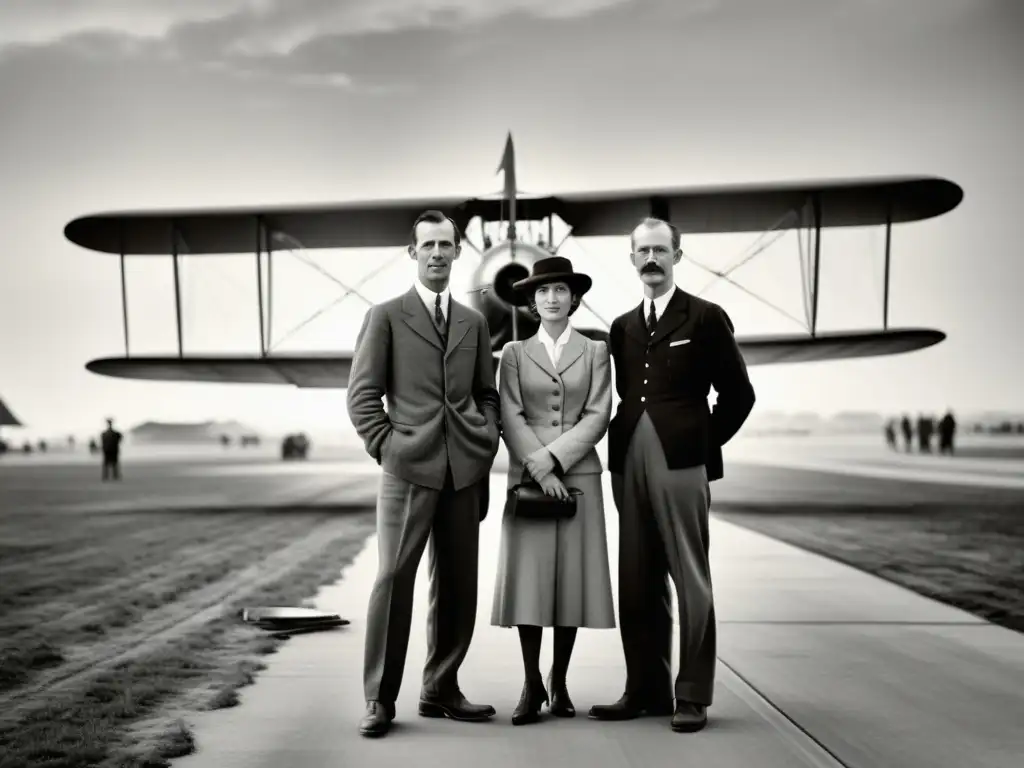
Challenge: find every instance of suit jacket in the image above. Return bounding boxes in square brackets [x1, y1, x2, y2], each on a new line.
[607, 287, 754, 482]
[499, 329, 611, 489]
[346, 285, 501, 491]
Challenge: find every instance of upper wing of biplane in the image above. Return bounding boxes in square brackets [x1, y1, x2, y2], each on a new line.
[83, 327, 946, 388]
[64, 176, 962, 255]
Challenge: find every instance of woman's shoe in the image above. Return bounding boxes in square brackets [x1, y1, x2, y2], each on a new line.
[511, 678, 549, 726]
[547, 674, 576, 718]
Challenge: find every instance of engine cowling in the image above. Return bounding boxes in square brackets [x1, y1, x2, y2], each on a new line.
[469, 241, 553, 350]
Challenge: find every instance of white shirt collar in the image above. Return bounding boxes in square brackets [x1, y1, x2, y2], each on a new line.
[537, 324, 572, 365]
[414, 280, 450, 320]
[538, 324, 572, 348]
[644, 286, 675, 322]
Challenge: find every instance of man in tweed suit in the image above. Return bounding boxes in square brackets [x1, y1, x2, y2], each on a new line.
[346, 210, 502, 737]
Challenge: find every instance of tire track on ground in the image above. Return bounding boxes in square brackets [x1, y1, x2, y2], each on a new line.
[0, 515, 309, 644]
[0, 513, 248, 578]
[0, 515, 268, 620]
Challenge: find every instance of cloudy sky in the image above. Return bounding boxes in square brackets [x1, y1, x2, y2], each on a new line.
[1, 0, 1021, 440]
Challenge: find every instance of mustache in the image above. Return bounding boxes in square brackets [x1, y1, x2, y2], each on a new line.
[640, 263, 664, 274]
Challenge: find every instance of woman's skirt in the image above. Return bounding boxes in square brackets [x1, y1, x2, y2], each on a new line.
[490, 472, 615, 628]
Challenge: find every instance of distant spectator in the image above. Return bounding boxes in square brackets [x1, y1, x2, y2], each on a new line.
[884, 419, 897, 450]
[916, 414, 933, 452]
[900, 414, 913, 451]
[100, 418, 123, 481]
[938, 410, 957, 454]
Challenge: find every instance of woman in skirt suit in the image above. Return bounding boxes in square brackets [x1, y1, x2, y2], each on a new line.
[490, 256, 616, 726]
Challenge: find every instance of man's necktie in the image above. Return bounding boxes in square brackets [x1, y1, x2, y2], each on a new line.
[434, 294, 446, 335]
[647, 301, 657, 333]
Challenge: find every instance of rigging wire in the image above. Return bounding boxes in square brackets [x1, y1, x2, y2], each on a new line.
[683, 205, 807, 330]
[683, 247, 807, 329]
[558, 236, 614, 329]
[690, 206, 798, 295]
[269, 250, 403, 351]
[691, 226, 790, 296]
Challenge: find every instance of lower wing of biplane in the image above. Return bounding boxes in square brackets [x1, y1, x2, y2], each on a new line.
[65, 145, 962, 388]
[83, 326, 947, 388]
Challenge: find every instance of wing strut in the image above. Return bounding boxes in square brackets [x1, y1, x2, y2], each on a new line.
[797, 204, 812, 328]
[882, 202, 892, 330]
[267, 223, 274, 353]
[172, 220, 184, 356]
[255, 217, 266, 356]
[119, 220, 129, 357]
[810, 195, 822, 336]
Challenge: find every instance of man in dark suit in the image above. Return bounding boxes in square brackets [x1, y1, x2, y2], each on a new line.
[589, 217, 755, 732]
[346, 210, 502, 737]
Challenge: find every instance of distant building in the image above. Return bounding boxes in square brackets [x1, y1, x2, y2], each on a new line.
[128, 420, 261, 445]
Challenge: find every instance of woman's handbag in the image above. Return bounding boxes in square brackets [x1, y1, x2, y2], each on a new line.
[505, 469, 581, 520]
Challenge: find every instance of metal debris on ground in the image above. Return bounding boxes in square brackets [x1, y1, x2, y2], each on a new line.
[241, 606, 350, 634]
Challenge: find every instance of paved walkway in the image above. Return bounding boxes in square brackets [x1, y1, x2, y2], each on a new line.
[172, 473, 1024, 768]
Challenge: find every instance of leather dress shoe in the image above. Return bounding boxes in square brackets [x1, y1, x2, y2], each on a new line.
[418, 691, 495, 721]
[671, 701, 708, 732]
[358, 700, 395, 737]
[511, 678, 549, 725]
[546, 674, 575, 718]
[588, 693, 674, 720]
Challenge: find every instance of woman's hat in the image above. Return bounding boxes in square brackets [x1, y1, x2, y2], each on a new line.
[496, 256, 593, 307]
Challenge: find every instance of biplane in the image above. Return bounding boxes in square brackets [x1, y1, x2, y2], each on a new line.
[64, 133, 962, 388]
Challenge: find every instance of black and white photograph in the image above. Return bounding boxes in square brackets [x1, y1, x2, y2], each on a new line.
[1, 1, 1021, 766]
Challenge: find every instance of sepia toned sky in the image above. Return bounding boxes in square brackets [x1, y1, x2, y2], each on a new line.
[0, 0, 1021, 440]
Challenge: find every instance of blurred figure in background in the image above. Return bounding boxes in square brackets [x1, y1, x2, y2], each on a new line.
[100, 418, 123, 481]
[900, 414, 913, 452]
[938, 410, 957, 454]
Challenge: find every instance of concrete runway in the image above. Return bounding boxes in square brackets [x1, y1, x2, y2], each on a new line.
[2, 440, 1023, 767]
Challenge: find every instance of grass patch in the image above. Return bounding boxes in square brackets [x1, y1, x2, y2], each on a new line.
[0, 641, 65, 690]
[0, 508, 375, 768]
[715, 501, 1024, 632]
[0, 514, 319, 694]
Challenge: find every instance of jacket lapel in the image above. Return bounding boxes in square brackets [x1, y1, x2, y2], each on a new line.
[523, 334, 558, 379]
[624, 301, 648, 344]
[557, 329, 586, 374]
[650, 288, 693, 346]
[444, 299, 472, 359]
[402, 287, 444, 352]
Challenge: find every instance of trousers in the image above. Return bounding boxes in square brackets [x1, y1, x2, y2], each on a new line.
[611, 411, 715, 706]
[363, 466, 485, 703]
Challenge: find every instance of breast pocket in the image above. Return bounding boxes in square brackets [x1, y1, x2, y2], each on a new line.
[666, 338, 699, 381]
